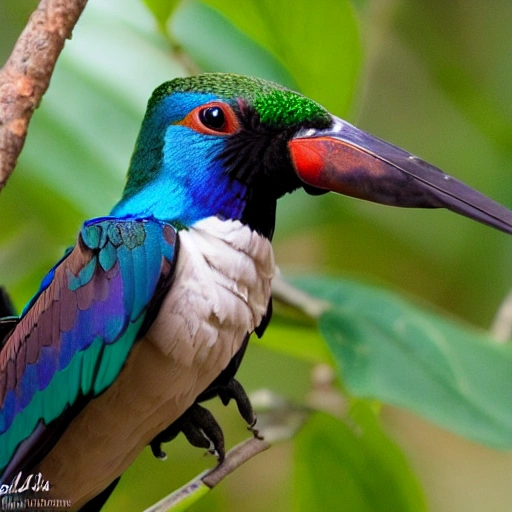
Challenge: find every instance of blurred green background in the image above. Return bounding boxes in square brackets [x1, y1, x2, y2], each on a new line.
[1, 0, 511, 510]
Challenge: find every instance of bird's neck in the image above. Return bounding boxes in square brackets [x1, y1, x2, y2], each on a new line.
[110, 127, 250, 227]
[110, 102, 278, 238]
[111, 159, 278, 239]
[111, 169, 247, 227]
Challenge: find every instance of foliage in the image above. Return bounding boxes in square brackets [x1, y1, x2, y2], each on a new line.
[1, 0, 511, 511]
[293, 406, 426, 512]
[295, 276, 512, 449]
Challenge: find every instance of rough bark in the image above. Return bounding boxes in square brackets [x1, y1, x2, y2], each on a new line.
[0, 0, 88, 191]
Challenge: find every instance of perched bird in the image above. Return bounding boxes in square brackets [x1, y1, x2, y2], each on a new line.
[1, 73, 512, 510]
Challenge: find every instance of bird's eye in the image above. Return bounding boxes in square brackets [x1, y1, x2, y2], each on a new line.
[178, 101, 239, 135]
[199, 106, 226, 131]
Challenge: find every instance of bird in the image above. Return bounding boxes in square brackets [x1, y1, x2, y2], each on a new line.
[1, 73, 512, 511]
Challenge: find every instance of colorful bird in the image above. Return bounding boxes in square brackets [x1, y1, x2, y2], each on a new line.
[1, 73, 511, 511]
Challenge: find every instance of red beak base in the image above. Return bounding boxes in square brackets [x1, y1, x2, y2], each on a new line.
[288, 117, 512, 235]
[288, 136, 406, 204]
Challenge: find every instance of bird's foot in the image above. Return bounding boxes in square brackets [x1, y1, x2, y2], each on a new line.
[247, 417, 264, 440]
[150, 402, 226, 463]
[219, 378, 263, 440]
[183, 404, 226, 463]
[150, 378, 261, 463]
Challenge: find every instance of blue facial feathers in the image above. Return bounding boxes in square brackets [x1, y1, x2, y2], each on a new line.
[112, 92, 247, 226]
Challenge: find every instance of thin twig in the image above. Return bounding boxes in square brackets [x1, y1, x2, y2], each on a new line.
[170, 44, 202, 76]
[202, 436, 270, 487]
[0, 0, 88, 191]
[144, 437, 270, 512]
[271, 271, 331, 318]
[491, 289, 512, 343]
[159, 24, 201, 77]
[145, 390, 311, 512]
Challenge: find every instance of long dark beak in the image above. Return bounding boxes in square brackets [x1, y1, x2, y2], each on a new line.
[289, 116, 512, 235]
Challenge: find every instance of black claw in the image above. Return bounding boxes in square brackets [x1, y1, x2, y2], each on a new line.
[150, 420, 181, 460]
[150, 403, 226, 463]
[149, 341, 263, 464]
[247, 419, 263, 440]
[150, 444, 167, 460]
[187, 404, 225, 462]
[219, 378, 262, 439]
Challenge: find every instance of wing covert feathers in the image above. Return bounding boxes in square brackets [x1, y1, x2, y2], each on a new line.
[0, 218, 178, 479]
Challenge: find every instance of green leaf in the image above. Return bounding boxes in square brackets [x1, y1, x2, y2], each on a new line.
[141, 0, 180, 31]
[255, 321, 333, 364]
[293, 406, 426, 512]
[198, 0, 362, 116]
[171, 0, 297, 87]
[293, 276, 512, 449]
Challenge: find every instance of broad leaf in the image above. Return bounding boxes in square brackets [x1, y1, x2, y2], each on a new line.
[293, 406, 426, 512]
[171, 0, 297, 88]
[198, 0, 362, 117]
[255, 320, 333, 364]
[293, 276, 512, 449]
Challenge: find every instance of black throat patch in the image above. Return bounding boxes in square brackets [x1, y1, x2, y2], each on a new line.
[217, 105, 308, 239]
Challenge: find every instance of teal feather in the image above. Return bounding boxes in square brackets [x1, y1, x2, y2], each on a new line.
[99, 241, 117, 272]
[0, 218, 178, 479]
[68, 259, 96, 292]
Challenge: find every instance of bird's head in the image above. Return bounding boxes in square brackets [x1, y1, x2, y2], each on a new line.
[112, 73, 512, 238]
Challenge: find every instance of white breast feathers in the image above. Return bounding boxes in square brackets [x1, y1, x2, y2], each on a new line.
[146, 216, 275, 369]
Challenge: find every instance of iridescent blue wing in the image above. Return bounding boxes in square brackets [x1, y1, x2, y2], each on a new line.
[0, 217, 178, 481]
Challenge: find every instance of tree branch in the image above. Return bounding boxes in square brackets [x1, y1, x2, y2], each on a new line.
[145, 390, 310, 512]
[271, 271, 330, 318]
[144, 437, 271, 512]
[0, 0, 88, 191]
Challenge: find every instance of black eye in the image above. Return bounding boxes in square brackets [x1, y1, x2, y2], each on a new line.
[199, 106, 226, 131]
